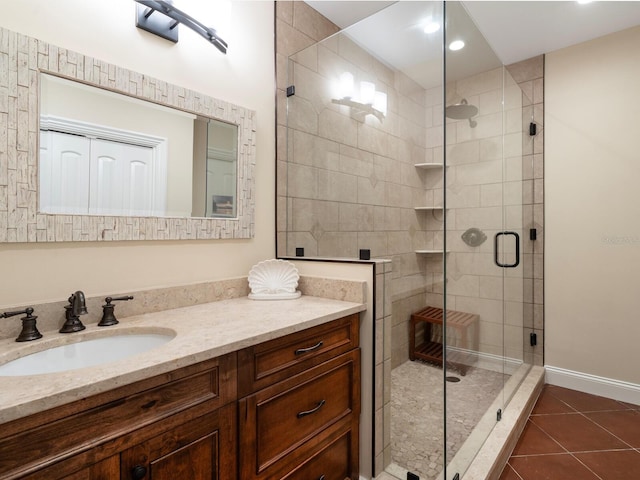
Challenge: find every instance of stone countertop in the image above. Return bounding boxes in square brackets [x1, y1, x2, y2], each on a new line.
[0, 295, 365, 425]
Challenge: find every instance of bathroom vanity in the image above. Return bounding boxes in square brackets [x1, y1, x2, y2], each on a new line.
[0, 297, 363, 479]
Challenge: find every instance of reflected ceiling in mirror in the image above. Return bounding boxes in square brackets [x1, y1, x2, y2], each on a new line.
[0, 27, 255, 242]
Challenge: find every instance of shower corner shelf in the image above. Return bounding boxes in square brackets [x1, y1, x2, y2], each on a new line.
[414, 162, 444, 169]
[414, 206, 445, 211]
[415, 249, 447, 254]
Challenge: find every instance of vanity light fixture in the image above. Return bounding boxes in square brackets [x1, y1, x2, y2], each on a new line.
[135, 0, 228, 54]
[332, 72, 387, 122]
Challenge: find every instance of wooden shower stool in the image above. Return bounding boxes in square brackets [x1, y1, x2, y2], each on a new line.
[409, 306, 479, 376]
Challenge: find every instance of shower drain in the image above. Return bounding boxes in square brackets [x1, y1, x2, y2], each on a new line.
[446, 376, 461, 383]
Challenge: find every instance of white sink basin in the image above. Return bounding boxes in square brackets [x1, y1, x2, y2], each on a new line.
[0, 332, 175, 376]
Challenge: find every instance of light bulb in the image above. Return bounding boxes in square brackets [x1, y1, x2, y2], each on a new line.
[374, 91, 387, 116]
[339, 72, 354, 99]
[360, 81, 376, 105]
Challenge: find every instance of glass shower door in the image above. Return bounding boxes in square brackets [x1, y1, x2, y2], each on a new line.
[443, 2, 530, 478]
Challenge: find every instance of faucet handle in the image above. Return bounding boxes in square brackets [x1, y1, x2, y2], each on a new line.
[1, 307, 33, 319]
[1, 307, 43, 342]
[105, 296, 135, 304]
[99, 295, 134, 327]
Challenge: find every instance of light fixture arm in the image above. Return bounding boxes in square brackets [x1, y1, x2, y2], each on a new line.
[331, 98, 385, 122]
[135, 0, 228, 54]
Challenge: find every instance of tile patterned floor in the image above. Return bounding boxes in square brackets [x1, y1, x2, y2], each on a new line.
[499, 385, 640, 480]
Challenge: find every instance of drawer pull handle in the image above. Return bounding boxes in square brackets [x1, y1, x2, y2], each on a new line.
[297, 399, 326, 418]
[294, 340, 323, 355]
[318, 476, 326, 480]
[141, 399, 157, 409]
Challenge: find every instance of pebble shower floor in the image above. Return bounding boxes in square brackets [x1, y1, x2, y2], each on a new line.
[390, 360, 507, 479]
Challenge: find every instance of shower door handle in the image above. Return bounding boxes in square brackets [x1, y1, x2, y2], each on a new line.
[494, 231, 520, 268]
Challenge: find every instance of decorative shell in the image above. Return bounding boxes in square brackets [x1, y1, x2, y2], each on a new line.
[248, 259, 301, 300]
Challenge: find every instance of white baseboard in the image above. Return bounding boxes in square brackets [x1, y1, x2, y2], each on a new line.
[545, 365, 640, 405]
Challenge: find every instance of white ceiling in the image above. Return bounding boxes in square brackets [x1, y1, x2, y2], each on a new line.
[464, 1, 640, 65]
[305, 1, 640, 65]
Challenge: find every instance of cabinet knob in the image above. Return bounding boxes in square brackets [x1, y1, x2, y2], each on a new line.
[131, 465, 148, 479]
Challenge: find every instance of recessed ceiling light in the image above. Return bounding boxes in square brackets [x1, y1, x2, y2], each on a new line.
[423, 21, 440, 34]
[577, 0, 592, 4]
[449, 40, 465, 51]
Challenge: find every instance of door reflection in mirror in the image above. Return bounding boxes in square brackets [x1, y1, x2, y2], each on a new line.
[192, 117, 238, 218]
[39, 73, 238, 219]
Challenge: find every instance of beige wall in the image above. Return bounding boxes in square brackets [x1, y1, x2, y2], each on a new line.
[0, 0, 275, 307]
[546, 26, 640, 384]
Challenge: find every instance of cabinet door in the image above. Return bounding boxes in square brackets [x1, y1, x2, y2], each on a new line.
[121, 404, 236, 480]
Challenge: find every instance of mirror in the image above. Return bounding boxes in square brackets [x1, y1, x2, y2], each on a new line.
[0, 27, 255, 242]
[39, 74, 238, 219]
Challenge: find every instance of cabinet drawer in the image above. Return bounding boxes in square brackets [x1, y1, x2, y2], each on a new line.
[238, 314, 359, 396]
[239, 350, 360, 479]
[0, 354, 237, 479]
[281, 427, 356, 480]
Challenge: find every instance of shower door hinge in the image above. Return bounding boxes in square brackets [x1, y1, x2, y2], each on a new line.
[286, 85, 295, 97]
[530, 332, 538, 346]
[529, 228, 537, 241]
[497, 408, 502, 421]
[407, 472, 420, 480]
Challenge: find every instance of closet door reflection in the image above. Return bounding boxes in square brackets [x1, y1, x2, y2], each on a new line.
[40, 131, 158, 216]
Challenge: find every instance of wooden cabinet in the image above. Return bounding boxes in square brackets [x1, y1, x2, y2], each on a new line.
[0, 354, 237, 480]
[0, 313, 361, 480]
[238, 314, 360, 480]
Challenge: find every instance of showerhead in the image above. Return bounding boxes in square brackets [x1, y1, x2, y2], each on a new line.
[445, 98, 478, 120]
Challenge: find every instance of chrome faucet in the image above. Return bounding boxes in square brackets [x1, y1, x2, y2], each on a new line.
[59, 291, 88, 333]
